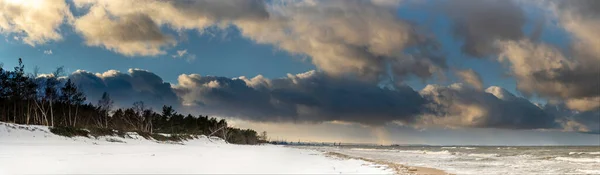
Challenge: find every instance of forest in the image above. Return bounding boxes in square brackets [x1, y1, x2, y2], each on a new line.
[0, 58, 266, 144]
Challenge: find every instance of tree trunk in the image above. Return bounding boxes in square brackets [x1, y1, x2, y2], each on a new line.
[13, 102, 16, 123]
[73, 105, 78, 127]
[104, 113, 108, 129]
[68, 104, 72, 127]
[50, 102, 54, 127]
[26, 100, 31, 125]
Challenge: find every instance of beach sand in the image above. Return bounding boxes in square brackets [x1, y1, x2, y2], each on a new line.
[0, 122, 393, 174]
[325, 152, 451, 175]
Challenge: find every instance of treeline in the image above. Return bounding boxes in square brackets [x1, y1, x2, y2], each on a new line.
[0, 58, 267, 144]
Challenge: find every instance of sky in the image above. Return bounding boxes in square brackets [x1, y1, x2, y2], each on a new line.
[0, 0, 599, 145]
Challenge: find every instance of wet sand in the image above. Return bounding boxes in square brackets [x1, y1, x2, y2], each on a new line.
[325, 152, 452, 175]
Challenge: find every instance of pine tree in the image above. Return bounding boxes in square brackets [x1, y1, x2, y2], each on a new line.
[0, 63, 8, 122]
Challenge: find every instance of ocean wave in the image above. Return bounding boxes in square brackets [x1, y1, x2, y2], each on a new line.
[474, 157, 495, 161]
[515, 154, 533, 158]
[577, 169, 600, 174]
[349, 148, 380, 151]
[496, 147, 517, 150]
[555, 157, 600, 163]
[539, 156, 556, 160]
[396, 150, 452, 155]
[460, 147, 477, 150]
[442, 147, 476, 150]
[468, 153, 500, 158]
[569, 152, 600, 155]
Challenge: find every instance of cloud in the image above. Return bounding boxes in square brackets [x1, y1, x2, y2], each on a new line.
[418, 84, 558, 129]
[481, 1, 600, 112]
[68, 69, 179, 109]
[234, 0, 445, 81]
[71, 0, 269, 56]
[174, 70, 426, 125]
[496, 39, 600, 111]
[565, 97, 600, 112]
[544, 103, 600, 134]
[68, 0, 444, 81]
[173, 50, 187, 58]
[8, 0, 597, 133]
[455, 69, 483, 90]
[57, 68, 597, 133]
[0, 0, 73, 45]
[43, 50, 53, 55]
[442, 0, 526, 57]
[3, 0, 446, 83]
[172, 49, 196, 62]
[73, 6, 176, 56]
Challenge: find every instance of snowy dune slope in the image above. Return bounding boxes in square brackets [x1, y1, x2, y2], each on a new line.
[0, 122, 393, 174]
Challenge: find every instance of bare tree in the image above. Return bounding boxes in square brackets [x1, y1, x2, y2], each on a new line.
[133, 101, 145, 131]
[97, 92, 113, 128]
[34, 66, 63, 127]
[260, 131, 268, 141]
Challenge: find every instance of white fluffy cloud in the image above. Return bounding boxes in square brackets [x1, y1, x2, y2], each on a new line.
[496, 38, 599, 111]
[487, 1, 600, 112]
[0, 0, 72, 45]
[455, 69, 483, 90]
[4, 0, 444, 81]
[71, 0, 268, 56]
[172, 49, 196, 62]
[73, 5, 176, 56]
[67, 0, 445, 80]
[234, 0, 444, 81]
[43, 50, 53, 55]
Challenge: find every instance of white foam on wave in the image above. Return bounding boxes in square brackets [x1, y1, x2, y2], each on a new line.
[468, 153, 500, 158]
[555, 157, 600, 163]
[316, 146, 600, 175]
[460, 147, 477, 150]
[442, 147, 476, 150]
[577, 169, 600, 174]
[569, 152, 600, 155]
[349, 148, 380, 151]
[496, 147, 517, 150]
[396, 150, 452, 155]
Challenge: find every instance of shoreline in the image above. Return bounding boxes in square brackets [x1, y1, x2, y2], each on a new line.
[0, 122, 394, 174]
[323, 151, 451, 175]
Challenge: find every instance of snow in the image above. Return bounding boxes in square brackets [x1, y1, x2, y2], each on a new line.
[0, 122, 392, 174]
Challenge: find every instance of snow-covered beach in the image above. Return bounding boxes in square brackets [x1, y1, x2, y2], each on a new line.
[0, 122, 395, 175]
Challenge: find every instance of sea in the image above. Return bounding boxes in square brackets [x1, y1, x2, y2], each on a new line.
[305, 145, 600, 175]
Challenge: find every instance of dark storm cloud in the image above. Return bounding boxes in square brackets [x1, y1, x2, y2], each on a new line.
[175, 71, 426, 125]
[556, 0, 600, 17]
[419, 84, 558, 129]
[68, 69, 179, 109]
[60, 68, 595, 132]
[544, 103, 600, 134]
[443, 0, 526, 57]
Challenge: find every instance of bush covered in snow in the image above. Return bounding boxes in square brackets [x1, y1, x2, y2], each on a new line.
[89, 127, 117, 137]
[50, 126, 89, 137]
